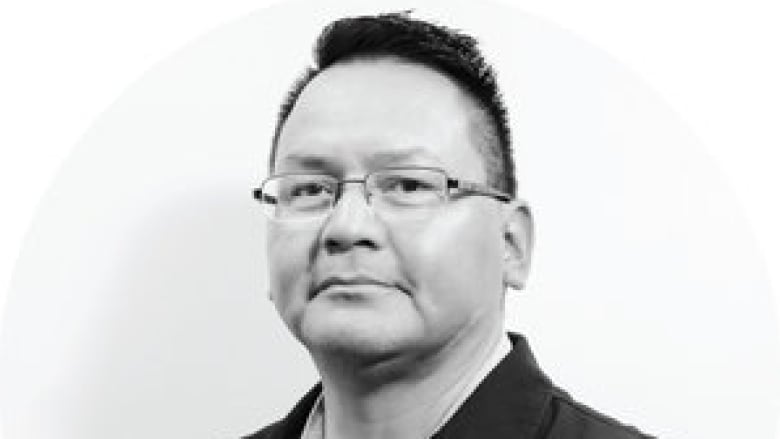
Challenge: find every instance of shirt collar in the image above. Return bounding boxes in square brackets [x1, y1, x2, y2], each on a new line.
[431, 333, 554, 439]
[427, 331, 511, 434]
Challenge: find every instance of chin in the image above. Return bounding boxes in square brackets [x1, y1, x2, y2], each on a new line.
[298, 313, 419, 360]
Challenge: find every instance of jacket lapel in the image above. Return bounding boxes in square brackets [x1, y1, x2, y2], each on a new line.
[265, 383, 322, 439]
[431, 333, 553, 439]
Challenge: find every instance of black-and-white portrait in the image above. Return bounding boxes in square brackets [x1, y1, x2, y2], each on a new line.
[1, 1, 777, 438]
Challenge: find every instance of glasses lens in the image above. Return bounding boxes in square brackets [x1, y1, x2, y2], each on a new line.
[263, 174, 335, 219]
[370, 169, 446, 208]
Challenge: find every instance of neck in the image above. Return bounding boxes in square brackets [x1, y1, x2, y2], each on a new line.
[311, 323, 507, 439]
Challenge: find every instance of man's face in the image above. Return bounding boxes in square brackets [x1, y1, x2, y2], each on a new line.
[268, 59, 510, 360]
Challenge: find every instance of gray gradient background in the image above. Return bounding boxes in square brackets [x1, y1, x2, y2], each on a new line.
[1, 1, 777, 438]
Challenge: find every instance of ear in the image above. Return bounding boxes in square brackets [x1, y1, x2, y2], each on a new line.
[502, 200, 534, 291]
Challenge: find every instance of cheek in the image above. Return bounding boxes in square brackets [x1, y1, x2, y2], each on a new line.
[397, 205, 505, 310]
[266, 226, 315, 311]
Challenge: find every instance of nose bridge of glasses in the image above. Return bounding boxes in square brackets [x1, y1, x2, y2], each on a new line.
[323, 177, 379, 226]
[334, 177, 372, 204]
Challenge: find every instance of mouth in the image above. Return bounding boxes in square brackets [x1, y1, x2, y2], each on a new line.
[310, 275, 409, 299]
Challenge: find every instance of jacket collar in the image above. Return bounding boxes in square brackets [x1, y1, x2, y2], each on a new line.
[432, 333, 554, 438]
[266, 333, 553, 439]
[264, 382, 322, 439]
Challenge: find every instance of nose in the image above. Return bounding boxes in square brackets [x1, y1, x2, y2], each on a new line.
[319, 181, 384, 254]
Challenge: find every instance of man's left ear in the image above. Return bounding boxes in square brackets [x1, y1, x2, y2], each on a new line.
[502, 200, 534, 291]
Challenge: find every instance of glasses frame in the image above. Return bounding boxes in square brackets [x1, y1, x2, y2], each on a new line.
[251, 166, 513, 220]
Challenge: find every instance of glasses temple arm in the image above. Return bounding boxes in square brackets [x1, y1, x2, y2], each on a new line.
[447, 179, 513, 202]
[252, 188, 278, 205]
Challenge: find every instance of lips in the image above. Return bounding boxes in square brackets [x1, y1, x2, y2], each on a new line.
[311, 275, 408, 298]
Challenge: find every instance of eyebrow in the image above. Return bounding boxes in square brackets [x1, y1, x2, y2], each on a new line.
[279, 147, 443, 171]
[278, 154, 340, 173]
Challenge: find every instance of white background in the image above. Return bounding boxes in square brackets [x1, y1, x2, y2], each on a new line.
[1, 0, 778, 437]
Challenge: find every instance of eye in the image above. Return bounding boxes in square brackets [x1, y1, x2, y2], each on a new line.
[289, 181, 329, 198]
[277, 177, 335, 209]
[372, 171, 444, 208]
[381, 176, 435, 193]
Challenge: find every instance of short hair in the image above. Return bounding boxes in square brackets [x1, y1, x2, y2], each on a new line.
[269, 12, 516, 196]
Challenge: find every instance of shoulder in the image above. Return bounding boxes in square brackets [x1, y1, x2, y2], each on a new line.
[240, 384, 322, 439]
[240, 420, 282, 439]
[541, 389, 655, 439]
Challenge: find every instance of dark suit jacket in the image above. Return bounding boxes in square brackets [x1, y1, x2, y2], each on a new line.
[243, 333, 653, 438]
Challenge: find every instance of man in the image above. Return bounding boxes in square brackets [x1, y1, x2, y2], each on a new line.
[246, 12, 651, 439]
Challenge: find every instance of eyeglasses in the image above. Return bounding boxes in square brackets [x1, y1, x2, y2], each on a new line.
[252, 167, 512, 221]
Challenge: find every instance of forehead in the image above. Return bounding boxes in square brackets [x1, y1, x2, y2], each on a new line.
[275, 59, 486, 179]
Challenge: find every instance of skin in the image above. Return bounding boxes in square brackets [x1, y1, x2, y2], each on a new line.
[267, 58, 533, 438]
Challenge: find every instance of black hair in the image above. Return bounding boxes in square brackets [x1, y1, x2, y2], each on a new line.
[269, 11, 516, 196]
